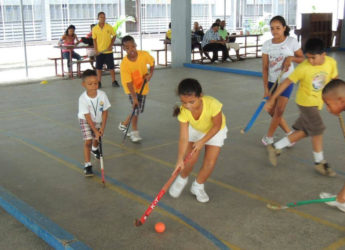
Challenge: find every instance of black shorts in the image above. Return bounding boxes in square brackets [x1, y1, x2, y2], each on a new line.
[96, 53, 114, 70]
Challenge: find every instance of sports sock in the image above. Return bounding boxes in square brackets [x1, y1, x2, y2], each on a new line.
[313, 151, 324, 163]
[84, 162, 91, 167]
[92, 146, 98, 151]
[274, 137, 290, 150]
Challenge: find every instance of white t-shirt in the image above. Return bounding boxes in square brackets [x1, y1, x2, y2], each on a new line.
[262, 36, 300, 83]
[78, 90, 111, 123]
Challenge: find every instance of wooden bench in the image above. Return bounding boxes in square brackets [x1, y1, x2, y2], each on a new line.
[152, 48, 168, 66]
[48, 57, 63, 77]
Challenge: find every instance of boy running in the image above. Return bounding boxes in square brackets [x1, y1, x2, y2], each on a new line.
[264, 38, 338, 177]
[118, 35, 155, 142]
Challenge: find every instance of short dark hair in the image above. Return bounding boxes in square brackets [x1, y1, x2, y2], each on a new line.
[211, 23, 219, 28]
[173, 78, 203, 117]
[322, 79, 345, 96]
[169, 22, 171, 29]
[90, 24, 95, 29]
[270, 15, 290, 37]
[82, 69, 97, 81]
[303, 38, 325, 54]
[215, 18, 221, 23]
[98, 12, 105, 18]
[121, 35, 135, 45]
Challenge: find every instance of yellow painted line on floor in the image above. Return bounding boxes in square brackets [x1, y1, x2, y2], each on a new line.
[140, 140, 179, 151]
[23, 110, 345, 234]
[324, 237, 345, 250]
[105, 151, 133, 160]
[7, 133, 238, 249]
[135, 151, 345, 233]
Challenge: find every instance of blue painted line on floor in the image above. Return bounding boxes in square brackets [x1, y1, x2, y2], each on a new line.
[3, 131, 230, 250]
[338, 48, 345, 51]
[184, 63, 262, 77]
[0, 186, 91, 250]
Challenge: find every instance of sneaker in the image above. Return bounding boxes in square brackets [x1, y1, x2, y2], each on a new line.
[320, 192, 345, 212]
[112, 80, 120, 87]
[266, 144, 280, 166]
[190, 181, 209, 203]
[315, 161, 336, 177]
[91, 149, 100, 159]
[130, 130, 142, 142]
[169, 175, 188, 198]
[84, 166, 94, 177]
[98, 82, 102, 88]
[261, 135, 274, 146]
[118, 122, 128, 134]
[286, 131, 295, 148]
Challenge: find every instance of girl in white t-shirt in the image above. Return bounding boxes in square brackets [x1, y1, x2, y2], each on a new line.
[261, 15, 304, 146]
[78, 70, 111, 176]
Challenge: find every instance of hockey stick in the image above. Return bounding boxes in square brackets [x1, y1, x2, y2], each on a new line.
[338, 114, 345, 140]
[241, 70, 284, 134]
[122, 79, 147, 143]
[267, 197, 336, 210]
[98, 136, 105, 186]
[135, 152, 193, 227]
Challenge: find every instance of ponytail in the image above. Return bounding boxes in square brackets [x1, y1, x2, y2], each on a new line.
[270, 15, 290, 36]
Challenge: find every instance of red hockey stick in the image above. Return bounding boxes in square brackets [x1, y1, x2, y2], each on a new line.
[135, 152, 193, 227]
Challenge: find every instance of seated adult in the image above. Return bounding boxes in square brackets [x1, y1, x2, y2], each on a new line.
[192, 22, 204, 58]
[201, 23, 230, 63]
[219, 20, 243, 61]
[166, 22, 172, 42]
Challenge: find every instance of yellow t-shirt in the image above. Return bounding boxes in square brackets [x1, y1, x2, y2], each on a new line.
[177, 96, 226, 133]
[166, 29, 172, 40]
[92, 23, 115, 54]
[120, 51, 155, 95]
[288, 56, 338, 110]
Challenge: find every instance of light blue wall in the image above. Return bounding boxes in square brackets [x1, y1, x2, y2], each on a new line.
[171, 0, 191, 67]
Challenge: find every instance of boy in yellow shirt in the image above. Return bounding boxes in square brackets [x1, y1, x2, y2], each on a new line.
[118, 35, 155, 142]
[265, 38, 338, 177]
[320, 79, 345, 212]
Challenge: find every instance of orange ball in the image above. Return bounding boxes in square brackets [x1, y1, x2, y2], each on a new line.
[154, 222, 166, 233]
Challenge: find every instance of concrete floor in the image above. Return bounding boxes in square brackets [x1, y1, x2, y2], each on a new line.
[1, 51, 345, 249]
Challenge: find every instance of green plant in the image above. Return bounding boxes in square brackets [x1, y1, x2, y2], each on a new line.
[113, 16, 136, 38]
[249, 18, 270, 34]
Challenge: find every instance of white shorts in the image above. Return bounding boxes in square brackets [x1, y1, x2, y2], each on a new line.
[189, 125, 228, 147]
[226, 43, 240, 51]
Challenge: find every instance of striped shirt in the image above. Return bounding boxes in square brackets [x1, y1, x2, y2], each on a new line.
[201, 29, 220, 48]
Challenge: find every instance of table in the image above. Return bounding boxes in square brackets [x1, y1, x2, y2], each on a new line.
[53, 43, 123, 78]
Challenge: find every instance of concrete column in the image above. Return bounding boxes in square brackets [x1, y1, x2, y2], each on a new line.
[43, 0, 51, 41]
[341, 6, 345, 48]
[171, 0, 191, 67]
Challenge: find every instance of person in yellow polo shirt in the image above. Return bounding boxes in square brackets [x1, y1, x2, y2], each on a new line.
[92, 12, 119, 88]
[169, 78, 228, 203]
[118, 35, 155, 142]
[265, 38, 338, 177]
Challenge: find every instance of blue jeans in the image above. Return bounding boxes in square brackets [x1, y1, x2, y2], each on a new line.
[62, 51, 81, 69]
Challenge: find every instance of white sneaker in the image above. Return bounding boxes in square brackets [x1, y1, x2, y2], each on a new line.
[169, 175, 188, 198]
[261, 135, 274, 146]
[320, 192, 345, 212]
[286, 131, 296, 147]
[118, 122, 127, 134]
[190, 180, 209, 203]
[130, 130, 142, 142]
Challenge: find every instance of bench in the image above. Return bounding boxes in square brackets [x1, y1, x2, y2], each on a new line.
[48, 57, 63, 77]
[152, 48, 168, 67]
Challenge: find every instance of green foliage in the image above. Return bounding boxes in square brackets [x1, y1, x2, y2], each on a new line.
[113, 16, 136, 38]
